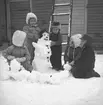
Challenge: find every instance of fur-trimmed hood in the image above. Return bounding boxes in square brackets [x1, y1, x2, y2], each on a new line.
[12, 30, 26, 47]
[26, 12, 37, 24]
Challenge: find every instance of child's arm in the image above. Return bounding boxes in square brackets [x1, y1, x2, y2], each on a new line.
[24, 46, 31, 61]
[36, 27, 41, 33]
[34, 27, 41, 42]
[16, 46, 31, 63]
[2, 45, 15, 60]
[51, 33, 62, 46]
[69, 47, 83, 66]
[23, 26, 34, 39]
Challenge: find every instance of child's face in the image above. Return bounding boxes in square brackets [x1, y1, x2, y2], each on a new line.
[71, 37, 82, 48]
[29, 18, 37, 26]
[52, 27, 59, 34]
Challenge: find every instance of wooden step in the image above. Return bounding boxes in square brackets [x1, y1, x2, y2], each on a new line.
[54, 3, 71, 6]
[62, 42, 67, 45]
[53, 12, 70, 16]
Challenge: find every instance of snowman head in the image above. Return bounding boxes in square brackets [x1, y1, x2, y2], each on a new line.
[39, 29, 49, 41]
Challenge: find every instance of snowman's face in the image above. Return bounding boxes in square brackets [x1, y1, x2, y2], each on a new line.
[42, 32, 49, 41]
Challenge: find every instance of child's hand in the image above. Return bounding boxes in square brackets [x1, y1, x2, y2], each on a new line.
[51, 41, 56, 46]
[16, 57, 26, 63]
[7, 56, 15, 60]
[64, 62, 72, 71]
[69, 61, 74, 66]
[16, 58, 21, 62]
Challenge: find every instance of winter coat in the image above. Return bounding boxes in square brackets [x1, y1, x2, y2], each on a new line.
[50, 32, 63, 70]
[64, 35, 100, 78]
[23, 25, 40, 63]
[2, 45, 33, 72]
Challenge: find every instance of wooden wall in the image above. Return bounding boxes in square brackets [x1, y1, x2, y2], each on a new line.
[7, 0, 103, 51]
[9, 0, 30, 35]
[31, 0, 53, 30]
[54, 0, 87, 53]
[0, 0, 7, 43]
[71, 0, 87, 35]
[87, 0, 103, 51]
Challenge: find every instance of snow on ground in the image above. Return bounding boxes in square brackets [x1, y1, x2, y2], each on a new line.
[0, 54, 103, 105]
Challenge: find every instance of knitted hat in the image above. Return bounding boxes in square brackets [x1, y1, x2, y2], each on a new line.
[51, 22, 61, 29]
[26, 12, 37, 24]
[12, 30, 26, 47]
[81, 34, 92, 46]
[71, 34, 82, 40]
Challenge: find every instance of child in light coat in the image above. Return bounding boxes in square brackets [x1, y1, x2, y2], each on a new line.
[23, 12, 41, 64]
[2, 30, 33, 73]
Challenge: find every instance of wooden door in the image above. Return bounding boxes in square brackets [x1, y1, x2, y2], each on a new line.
[6, 0, 30, 44]
[0, 0, 7, 45]
[32, 0, 53, 30]
[87, 0, 103, 51]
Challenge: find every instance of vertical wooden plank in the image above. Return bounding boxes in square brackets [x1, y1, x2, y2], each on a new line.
[32, 0, 53, 30]
[87, 0, 103, 51]
[0, 0, 7, 43]
[84, 0, 88, 34]
[10, 0, 30, 35]
[6, 0, 12, 44]
[71, 0, 86, 35]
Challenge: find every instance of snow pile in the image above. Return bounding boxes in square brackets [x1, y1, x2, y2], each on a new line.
[0, 77, 102, 105]
[27, 70, 70, 84]
[0, 55, 71, 84]
[0, 56, 31, 81]
[0, 54, 103, 105]
[94, 54, 103, 77]
[0, 56, 10, 80]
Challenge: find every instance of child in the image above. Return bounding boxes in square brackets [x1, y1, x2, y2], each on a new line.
[64, 34, 100, 78]
[23, 12, 41, 64]
[2, 30, 33, 73]
[50, 22, 63, 71]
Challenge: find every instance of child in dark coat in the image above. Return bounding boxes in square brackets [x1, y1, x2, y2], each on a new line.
[2, 30, 33, 73]
[50, 22, 63, 70]
[64, 34, 100, 78]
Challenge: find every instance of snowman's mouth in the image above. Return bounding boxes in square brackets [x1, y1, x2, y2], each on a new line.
[44, 37, 49, 40]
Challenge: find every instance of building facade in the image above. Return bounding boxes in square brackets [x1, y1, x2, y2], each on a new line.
[0, 0, 103, 52]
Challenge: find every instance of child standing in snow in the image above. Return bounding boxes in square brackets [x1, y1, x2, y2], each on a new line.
[2, 30, 33, 73]
[23, 12, 41, 64]
[64, 34, 100, 78]
[50, 22, 63, 71]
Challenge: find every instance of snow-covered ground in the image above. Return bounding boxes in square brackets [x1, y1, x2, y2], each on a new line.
[0, 54, 103, 105]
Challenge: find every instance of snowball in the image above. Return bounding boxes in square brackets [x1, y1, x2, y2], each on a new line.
[50, 70, 70, 84]
[9, 59, 31, 81]
[10, 59, 21, 72]
[0, 56, 9, 71]
[64, 63, 72, 71]
[39, 73, 51, 84]
[27, 71, 41, 83]
[0, 56, 10, 80]
[9, 70, 31, 81]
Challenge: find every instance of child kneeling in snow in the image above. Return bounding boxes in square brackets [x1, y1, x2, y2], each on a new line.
[2, 30, 33, 73]
[64, 34, 100, 78]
